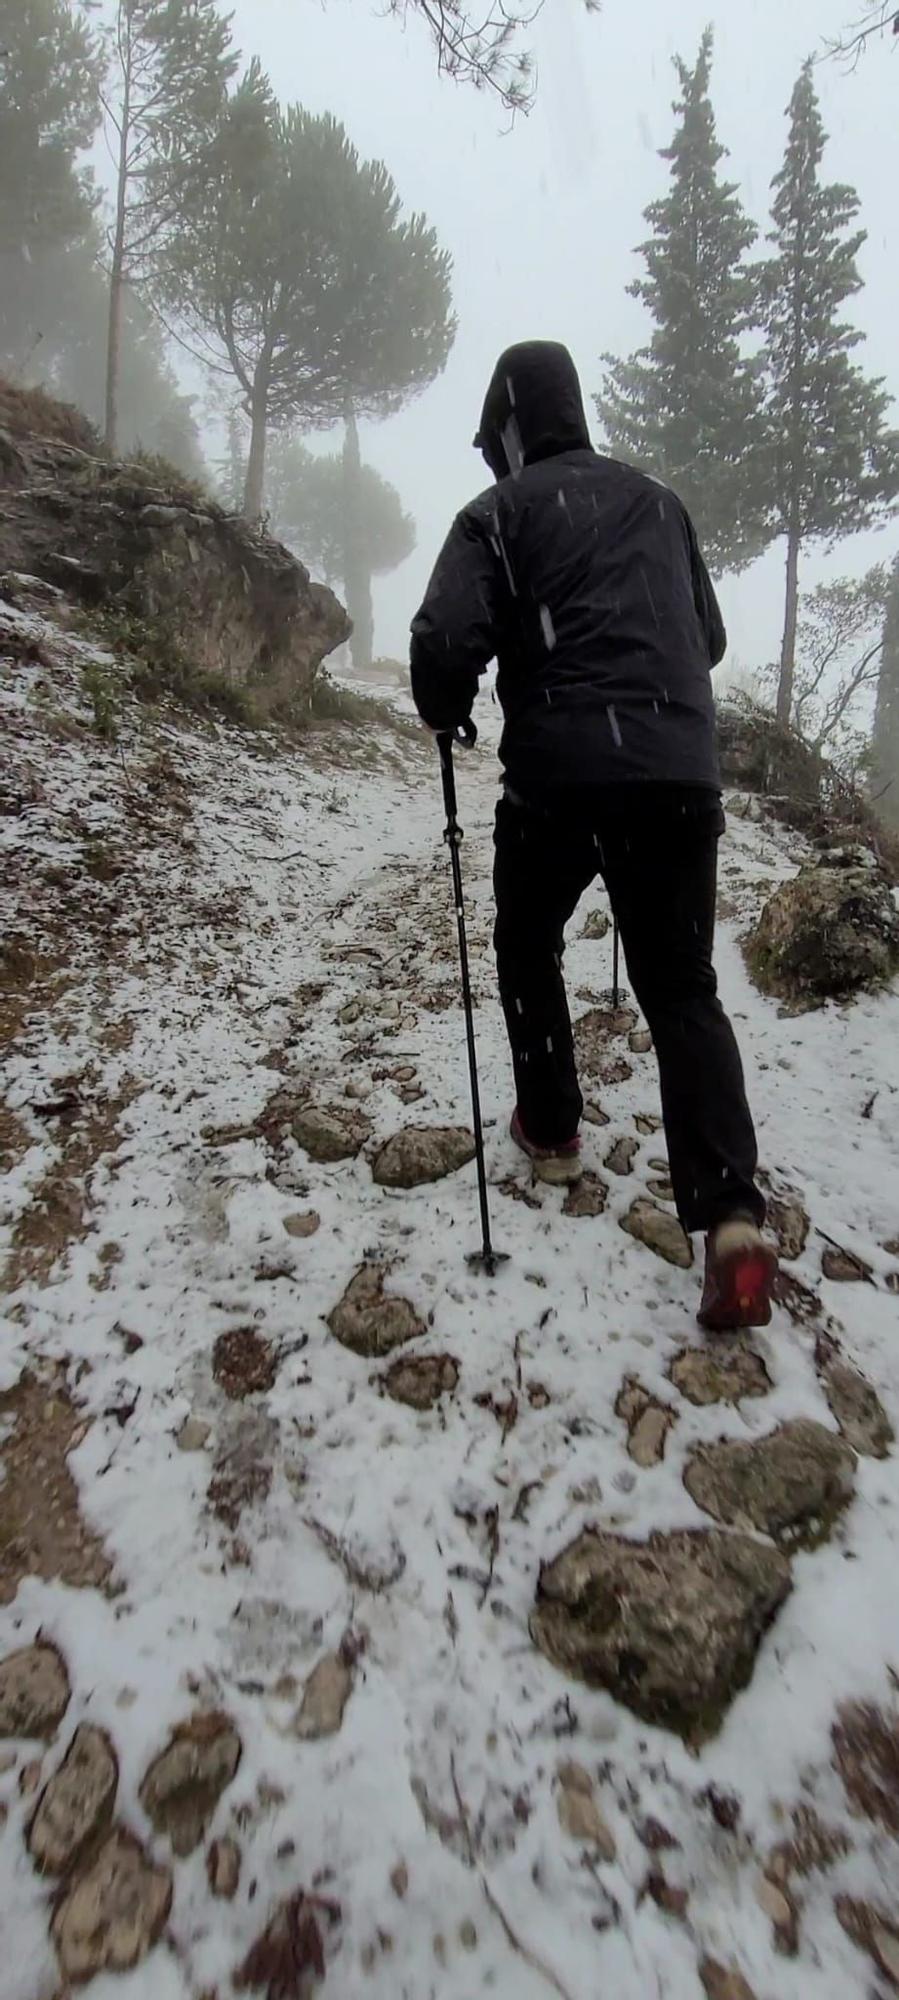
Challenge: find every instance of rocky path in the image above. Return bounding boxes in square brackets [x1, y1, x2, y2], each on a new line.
[3, 614, 899, 1999]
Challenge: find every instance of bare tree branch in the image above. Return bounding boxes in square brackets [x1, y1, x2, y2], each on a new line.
[822, 3, 899, 69]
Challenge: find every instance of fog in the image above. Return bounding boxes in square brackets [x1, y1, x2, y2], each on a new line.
[221, 0, 897, 675]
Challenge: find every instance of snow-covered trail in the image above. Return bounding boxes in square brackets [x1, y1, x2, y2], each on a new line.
[2, 620, 899, 2000]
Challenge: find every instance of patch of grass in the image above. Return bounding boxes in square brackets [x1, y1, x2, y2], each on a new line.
[0, 375, 102, 454]
[119, 447, 214, 513]
[90, 604, 258, 729]
[81, 658, 120, 741]
[307, 673, 419, 740]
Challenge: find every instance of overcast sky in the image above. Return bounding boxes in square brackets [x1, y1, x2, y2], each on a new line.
[221, 0, 897, 676]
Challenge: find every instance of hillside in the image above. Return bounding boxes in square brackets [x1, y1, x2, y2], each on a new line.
[2, 562, 899, 2000]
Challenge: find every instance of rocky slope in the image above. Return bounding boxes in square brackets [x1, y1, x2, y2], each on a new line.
[0, 381, 348, 709]
[2, 599, 899, 2000]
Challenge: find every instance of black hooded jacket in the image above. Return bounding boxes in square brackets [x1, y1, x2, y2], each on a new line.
[409, 341, 725, 794]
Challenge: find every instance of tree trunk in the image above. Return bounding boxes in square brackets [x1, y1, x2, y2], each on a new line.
[243, 371, 269, 519]
[776, 508, 801, 728]
[871, 558, 899, 830]
[104, 59, 131, 454]
[342, 405, 373, 673]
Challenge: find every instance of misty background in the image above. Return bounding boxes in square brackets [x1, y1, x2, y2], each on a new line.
[215, 0, 897, 677]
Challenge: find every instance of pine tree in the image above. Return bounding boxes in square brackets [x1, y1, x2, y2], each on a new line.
[871, 555, 899, 832]
[761, 61, 899, 725]
[160, 80, 454, 518]
[100, 0, 238, 450]
[0, 0, 102, 366]
[595, 28, 766, 574]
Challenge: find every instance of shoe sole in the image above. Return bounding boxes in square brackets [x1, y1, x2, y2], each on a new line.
[698, 1245, 778, 1333]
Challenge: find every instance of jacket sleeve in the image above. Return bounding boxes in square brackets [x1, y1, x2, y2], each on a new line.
[409, 507, 500, 731]
[684, 511, 727, 667]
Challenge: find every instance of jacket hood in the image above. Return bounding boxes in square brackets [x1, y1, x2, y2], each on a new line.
[474, 340, 591, 479]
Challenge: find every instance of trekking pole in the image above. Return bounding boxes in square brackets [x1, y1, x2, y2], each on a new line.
[612, 917, 621, 1010]
[437, 727, 507, 1277]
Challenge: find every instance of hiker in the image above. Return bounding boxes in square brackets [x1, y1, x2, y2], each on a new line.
[409, 339, 776, 1332]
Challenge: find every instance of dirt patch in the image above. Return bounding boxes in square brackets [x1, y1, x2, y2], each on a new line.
[4, 1083, 136, 1291]
[0, 1367, 111, 1606]
[0, 1102, 31, 1173]
[212, 1328, 278, 1401]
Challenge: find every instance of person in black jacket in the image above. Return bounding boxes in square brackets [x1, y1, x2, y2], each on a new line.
[410, 341, 775, 1331]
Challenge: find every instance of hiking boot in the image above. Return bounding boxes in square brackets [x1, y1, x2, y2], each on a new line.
[511, 1107, 583, 1186]
[698, 1216, 777, 1332]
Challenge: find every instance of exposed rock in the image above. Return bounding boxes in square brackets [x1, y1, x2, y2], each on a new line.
[684, 1420, 856, 1549]
[234, 1886, 341, 1994]
[208, 1410, 275, 1531]
[207, 1835, 242, 1900]
[629, 1028, 653, 1055]
[635, 1112, 663, 1135]
[581, 909, 610, 941]
[293, 1653, 353, 1741]
[0, 1641, 70, 1739]
[643, 1868, 689, 1919]
[139, 1711, 242, 1856]
[620, 1198, 693, 1269]
[615, 1379, 675, 1466]
[767, 1192, 810, 1262]
[574, 1005, 637, 1078]
[531, 1526, 791, 1740]
[212, 1327, 277, 1400]
[746, 860, 899, 1004]
[834, 1896, 899, 1987]
[669, 1345, 771, 1406]
[372, 1125, 475, 1189]
[28, 1724, 118, 1874]
[51, 1829, 172, 1982]
[556, 1763, 616, 1860]
[605, 1134, 640, 1176]
[0, 421, 348, 704]
[821, 1243, 872, 1283]
[176, 1416, 211, 1452]
[768, 1803, 850, 1880]
[833, 1700, 899, 1836]
[328, 1263, 424, 1358]
[647, 1175, 675, 1202]
[699, 1960, 758, 2000]
[816, 1343, 894, 1458]
[600, 1056, 634, 1086]
[383, 1353, 459, 1409]
[582, 1100, 610, 1126]
[282, 1210, 321, 1239]
[563, 1171, 608, 1217]
[717, 702, 823, 805]
[756, 1872, 799, 1954]
[290, 1102, 372, 1164]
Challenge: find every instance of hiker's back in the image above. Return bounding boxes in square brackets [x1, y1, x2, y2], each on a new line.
[481, 449, 721, 794]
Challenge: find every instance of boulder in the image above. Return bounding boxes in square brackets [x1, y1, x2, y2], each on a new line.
[139, 1711, 241, 1857]
[328, 1263, 424, 1358]
[669, 1346, 771, 1406]
[52, 1829, 172, 1982]
[372, 1126, 475, 1189]
[531, 1526, 791, 1739]
[383, 1353, 459, 1409]
[746, 861, 899, 1004]
[620, 1197, 693, 1269]
[28, 1724, 118, 1873]
[0, 422, 348, 707]
[0, 1642, 70, 1739]
[684, 1420, 856, 1548]
[290, 1103, 372, 1164]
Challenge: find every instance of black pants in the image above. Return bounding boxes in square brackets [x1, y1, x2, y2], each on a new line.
[493, 787, 764, 1234]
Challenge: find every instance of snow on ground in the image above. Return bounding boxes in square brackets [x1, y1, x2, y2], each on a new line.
[2, 597, 899, 2000]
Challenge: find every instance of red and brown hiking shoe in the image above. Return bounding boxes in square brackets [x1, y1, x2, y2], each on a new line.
[698, 1217, 778, 1332]
[510, 1107, 583, 1186]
